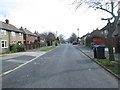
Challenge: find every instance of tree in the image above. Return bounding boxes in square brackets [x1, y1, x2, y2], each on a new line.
[69, 33, 77, 43]
[72, 0, 120, 61]
[59, 34, 65, 43]
[43, 32, 56, 46]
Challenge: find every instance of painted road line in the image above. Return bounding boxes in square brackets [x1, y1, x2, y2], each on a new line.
[0, 54, 43, 78]
[0, 45, 60, 78]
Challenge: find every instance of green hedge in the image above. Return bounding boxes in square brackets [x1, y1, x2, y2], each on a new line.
[40, 42, 46, 47]
[12, 44, 25, 52]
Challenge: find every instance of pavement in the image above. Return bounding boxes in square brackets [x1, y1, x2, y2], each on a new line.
[2, 44, 119, 88]
[0, 46, 53, 74]
[76, 45, 120, 62]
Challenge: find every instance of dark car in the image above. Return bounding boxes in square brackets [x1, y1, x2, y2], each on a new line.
[90, 42, 95, 49]
[72, 41, 78, 45]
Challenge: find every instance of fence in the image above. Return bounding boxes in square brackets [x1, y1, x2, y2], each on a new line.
[92, 38, 116, 46]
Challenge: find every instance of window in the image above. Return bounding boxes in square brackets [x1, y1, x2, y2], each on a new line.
[11, 32, 16, 36]
[11, 41, 16, 45]
[0, 29, 6, 35]
[101, 31, 104, 34]
[1, 40, 7, 48]
[19, 33, 22, 36]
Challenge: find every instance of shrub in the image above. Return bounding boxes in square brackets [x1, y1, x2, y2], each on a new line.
[86, 37, 92, 46]
[12, 44, 25, 52]
[40, 42, 46, 47]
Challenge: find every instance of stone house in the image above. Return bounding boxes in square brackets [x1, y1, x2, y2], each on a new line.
[0, 20, 24, 53]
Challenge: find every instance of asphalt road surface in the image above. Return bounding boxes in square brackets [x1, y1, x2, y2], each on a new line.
[2, 44, 119, 88]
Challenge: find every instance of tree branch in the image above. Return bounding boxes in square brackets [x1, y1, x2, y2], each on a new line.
[111, 2, 114, 14]
[97, 7, 116, 18]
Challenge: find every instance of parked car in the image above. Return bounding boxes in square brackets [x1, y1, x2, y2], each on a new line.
[72, 41, 78, 45]
[90, 42, 95, 49]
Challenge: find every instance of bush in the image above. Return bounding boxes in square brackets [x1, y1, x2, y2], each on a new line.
[86, 37, 92, 46]
[40, 42, 46, 47]
[12, 44, 25, 52]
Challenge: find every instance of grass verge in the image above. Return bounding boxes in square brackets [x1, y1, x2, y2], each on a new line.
[40, 46, 56, 51]
[0, 51, 17, 55]
[97, 59, 120, 77]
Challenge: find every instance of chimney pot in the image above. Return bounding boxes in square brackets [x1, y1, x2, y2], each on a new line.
[5, 19, 9, 24]
[20, 26, 23, 29]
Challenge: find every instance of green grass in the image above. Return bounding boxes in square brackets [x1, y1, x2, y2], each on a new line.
[40, 46, 56, 51]
[97, 59, 120, 76]
[0, 51, 16, 55]
[97, 59, 113, 66]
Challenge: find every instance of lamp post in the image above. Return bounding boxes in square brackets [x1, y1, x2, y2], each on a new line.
[77, 28, 79, 38]
[77, 28, 79, 44]
[55, 31, 58, 46]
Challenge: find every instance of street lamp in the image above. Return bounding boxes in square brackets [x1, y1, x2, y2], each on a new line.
[77, 28, 79, 38]
[77, 28, 79, 44]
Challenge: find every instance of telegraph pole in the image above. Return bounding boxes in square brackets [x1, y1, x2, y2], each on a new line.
[77, 28, 79, 38]
[56, 31, 57, 38]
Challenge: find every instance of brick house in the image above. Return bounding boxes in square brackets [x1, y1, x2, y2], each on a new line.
[34, 31, 46, 43]
[93, 25, 119, 46]
[80, 33, 91, 45]
[90, 29, 105, 38]
[34, 31, 41, 42]
[0, 20, 24, 53]
[19, 27, 37, 50]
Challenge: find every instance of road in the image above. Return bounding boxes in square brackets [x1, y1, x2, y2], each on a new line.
[2, 44, 119, 88]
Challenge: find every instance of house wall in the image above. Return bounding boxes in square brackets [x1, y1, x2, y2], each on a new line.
[92, 38, 116, 46]
[10, 32, 24, 45]
[91, 30, 104, 38]
[25, 35, 37, 43]
[0, 29, 10, 53]
[81, 36, 87, 45]
[0, 30, 24, 53]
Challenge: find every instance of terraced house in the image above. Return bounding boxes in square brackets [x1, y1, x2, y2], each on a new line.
[0, 19, 24, 53]
[19, 27, 38, 50]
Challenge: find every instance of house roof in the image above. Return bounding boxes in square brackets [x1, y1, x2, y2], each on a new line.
[81, 33, 90, 39]
[100, 24, 118, 36]
[34, 31, 41, 36]
[20, 27, 37, 36]
[100, 25, 108, 31]
[0, 21, 23, 33]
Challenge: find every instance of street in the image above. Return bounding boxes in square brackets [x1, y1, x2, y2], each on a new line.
[2, 44, 119, 88]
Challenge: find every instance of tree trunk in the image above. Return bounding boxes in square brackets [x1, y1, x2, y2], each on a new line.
[107, 33, 115, 61]
[115, 36, 120, 53]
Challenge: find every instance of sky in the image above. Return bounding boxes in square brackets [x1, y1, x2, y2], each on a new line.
[0, 0, 114, 39]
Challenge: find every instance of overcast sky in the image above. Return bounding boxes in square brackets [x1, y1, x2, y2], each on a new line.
[0, 0, 112, 39]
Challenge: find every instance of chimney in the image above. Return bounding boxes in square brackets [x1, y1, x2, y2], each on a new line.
[20, 26, 23, 30]
[5, 19, 9, 24]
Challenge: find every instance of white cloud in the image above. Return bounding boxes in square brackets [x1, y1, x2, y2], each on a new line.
[0, 0, 110, 39]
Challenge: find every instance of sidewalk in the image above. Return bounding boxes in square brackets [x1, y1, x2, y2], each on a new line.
[76, 45, 120, 62]
[0, 46, 52, 60]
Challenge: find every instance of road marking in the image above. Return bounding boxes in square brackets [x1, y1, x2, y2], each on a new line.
[0, 45, 60, 78]
[0, 55, 42, 78]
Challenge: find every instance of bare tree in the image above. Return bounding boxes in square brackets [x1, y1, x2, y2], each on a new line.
[69, 33, 77, 43]
[72, 0, 120, 61]
[43, 32, 56, 46]
[59, 34, 65, 42]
